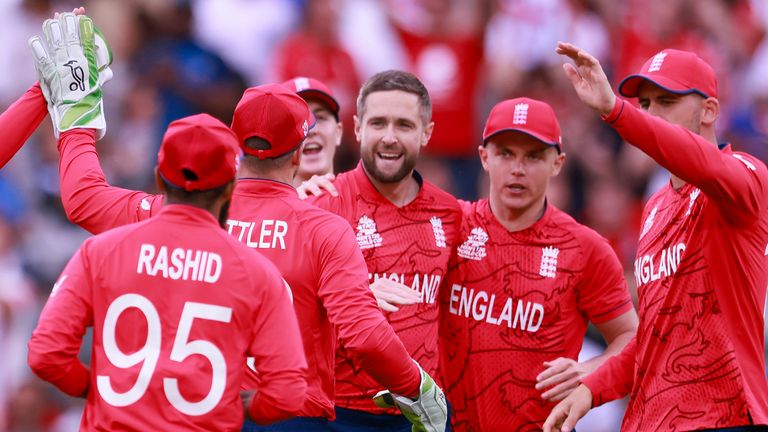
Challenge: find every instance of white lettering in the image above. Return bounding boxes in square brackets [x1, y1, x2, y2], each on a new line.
[446, 285, 544, 333]
[472, 291, 488, 321]
[137, 244, 155, 274]
[634, 243, 686, 287]
[449, 284, 461, 315]
[137, 244, 222, 283]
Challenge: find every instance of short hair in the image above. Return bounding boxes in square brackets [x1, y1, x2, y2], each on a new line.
[162, 177, 231, 207]
[356, 70, 432, 125]
[240, 136, 295, 172]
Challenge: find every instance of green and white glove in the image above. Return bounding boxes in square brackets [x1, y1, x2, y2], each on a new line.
[374, 362, 448, 432]
[28, 13, 112, 139]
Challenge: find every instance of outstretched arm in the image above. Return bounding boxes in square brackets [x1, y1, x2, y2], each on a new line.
[0, 83, 48, 169]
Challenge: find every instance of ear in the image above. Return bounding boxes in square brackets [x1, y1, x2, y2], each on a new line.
[354, 115, 362, 143]
[154, 167, 166, 193]
[701, 97, 719, 127]
[551, 151, 566, 177]
[291, 147, 302, 167]
[221, 180, 235, 201]
[478, 145, 490, 172]
[421, 121, 434, 148]
[335, 121, 343, 147]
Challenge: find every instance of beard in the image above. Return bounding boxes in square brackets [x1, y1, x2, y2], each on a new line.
[218, 200, 231, 229]
[361, 145, 419, 184]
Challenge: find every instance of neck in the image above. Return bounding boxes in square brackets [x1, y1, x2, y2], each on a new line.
[238, 165, 294, 185]
[489, 194, 547, 232]
[364, 168, 420, 207]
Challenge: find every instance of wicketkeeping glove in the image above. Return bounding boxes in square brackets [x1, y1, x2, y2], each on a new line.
[28, 13, 112, 139]
[373, 361, 448, 432]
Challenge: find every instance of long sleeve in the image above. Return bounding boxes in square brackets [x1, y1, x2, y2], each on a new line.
[246, 264, 308, 424]
[58, 129, 163, 234]
[28, 244, 94, 397]
[316, 221, 420, 397]
[0, 83, 48, 168]
[604, 98, 768, 225]
[581, 336, 637, 407]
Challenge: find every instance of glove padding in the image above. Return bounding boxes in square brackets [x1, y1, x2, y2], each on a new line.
[28, 13, 111, 139]
[373, 362, 448, 432]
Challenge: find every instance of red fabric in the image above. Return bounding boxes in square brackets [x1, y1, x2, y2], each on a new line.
[56, 132, 420, 419]
[229, 180, 419, 418]
[308, 163, 462, 413]
[28, 205, 307, 430]
[592, 99, 768, 430]
[0, 83, 47, 168]
[231, 85, 313, 159]
[582, 337, 636, 407]
[396, 27, 483, 157]
[483, 98, 562, 148]
[157, 114, 240, 191]
[440, 200, 633, 431]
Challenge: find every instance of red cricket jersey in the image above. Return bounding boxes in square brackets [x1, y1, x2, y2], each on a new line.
[583, 99, 768, 430]
[308, 162, 462, 413]
[0, 83, 47, 168]
[440, 199, 633, 432]
[28, 205, 307, 431]
[56, 131, 420, 419]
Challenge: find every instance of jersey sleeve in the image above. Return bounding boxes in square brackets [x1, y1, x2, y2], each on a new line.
[58, 129, 163, 234]
[315, 219, 420, 397]
[581, 336, 637, 406]
[576, 233, 634, 324]
[604, 98, 768, 224]
[245, 259, 308, 424]
[27, 241, 94, 397]
[0, 83, 48, 168]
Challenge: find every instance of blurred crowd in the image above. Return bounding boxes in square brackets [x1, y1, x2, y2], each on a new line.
[0, 0, 766, 430]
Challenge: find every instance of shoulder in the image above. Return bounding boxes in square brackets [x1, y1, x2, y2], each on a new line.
[549, 206, 613, 254]
[420, 180, 462, 216]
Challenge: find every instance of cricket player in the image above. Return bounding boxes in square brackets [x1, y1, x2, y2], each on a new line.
[28, 111, 308, 430]
[544, 43, 768, 432]
[43, 26, 447, 428]
[282, 77, 344, 187]
[440, 97, 638, 431]
[299, 70, 462, 431]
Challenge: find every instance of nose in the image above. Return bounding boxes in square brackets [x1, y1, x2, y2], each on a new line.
[510, 157, 525, 176]
[381, 124, 398, 145]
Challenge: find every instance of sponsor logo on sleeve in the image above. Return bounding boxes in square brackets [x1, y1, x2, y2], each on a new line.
[733, 154, 757, 171]
[685, 188, 701, 216]
[640, 206, 657, 239]
[140, 198, 151, 212]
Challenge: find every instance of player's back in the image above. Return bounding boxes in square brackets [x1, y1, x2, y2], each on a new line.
[83, 205, 283, 431]
[226, 178, 374, 419]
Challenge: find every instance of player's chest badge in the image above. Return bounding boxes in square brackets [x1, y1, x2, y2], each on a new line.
[539, 246, 559, 278]
[356, 215, 382, 249]
[430, 216, 447, 248]
[457, 227, 488, 261]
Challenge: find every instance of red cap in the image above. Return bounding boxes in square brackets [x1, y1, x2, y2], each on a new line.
[231, 84, 314, 159]
[157, 114, 240, 191]
[282, 76, 340, 118]
[483, 97, 562, 151]
[619, 49, 717, 98]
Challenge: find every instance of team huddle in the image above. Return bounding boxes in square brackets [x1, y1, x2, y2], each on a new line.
[3, 9, 767, 432]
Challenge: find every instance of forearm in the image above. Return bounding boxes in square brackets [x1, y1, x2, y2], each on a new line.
[580, 329, 635, 374]
[345, 320, 420, 397]
[0, 83, 48, 168]
[248, 369, 307, 424]
[581, 336, 636, 407]
[27, 347, 89, 397]
[58, 129, 158, 233]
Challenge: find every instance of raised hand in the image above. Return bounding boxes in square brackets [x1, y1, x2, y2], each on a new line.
[535, 357, 589, 402]
[555, 42, 616, 116]
[296, 173, 338, 199]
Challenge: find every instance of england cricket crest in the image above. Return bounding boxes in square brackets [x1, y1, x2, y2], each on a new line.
[356, 215, 382, 249]
[539, 246, 559, 278]
[430, 216, 447, 248]
[457, 227, 488, 261]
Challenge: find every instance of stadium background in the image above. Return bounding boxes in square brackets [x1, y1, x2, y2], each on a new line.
[0, 0, 766, 430]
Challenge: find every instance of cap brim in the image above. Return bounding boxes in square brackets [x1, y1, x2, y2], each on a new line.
[483, 128, 561, 151]
[298, 89, 340, 116]
[618, 74, 709, 98]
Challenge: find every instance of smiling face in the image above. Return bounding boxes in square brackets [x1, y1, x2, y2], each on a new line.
[480, 131, 565, 217]
[297, 98, 342, 180]
[355, 90, 433, 183]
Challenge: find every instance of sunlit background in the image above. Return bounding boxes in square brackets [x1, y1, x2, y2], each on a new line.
[1, 0, 767, 430]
